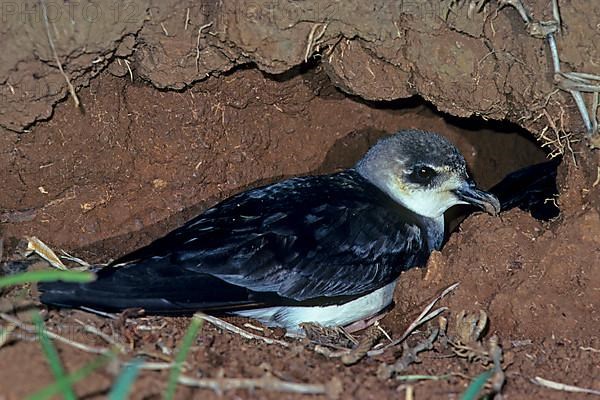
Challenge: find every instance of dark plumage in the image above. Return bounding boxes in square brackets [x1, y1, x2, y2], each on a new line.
[40, 171, 432, 311]
[489, 159, 560, 220]
[39, 129, 501, 332]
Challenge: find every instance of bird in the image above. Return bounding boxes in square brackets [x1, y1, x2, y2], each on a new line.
[39, 129, 501, 334]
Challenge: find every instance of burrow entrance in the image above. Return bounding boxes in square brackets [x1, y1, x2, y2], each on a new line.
[0, 65, 553, 261]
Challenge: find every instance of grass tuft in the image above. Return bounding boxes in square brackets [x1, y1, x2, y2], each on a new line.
[460, 369, 492, 400]
[27, 354, 114, 400]
[32, 312, 77, 400]
[164, 315, 204, 400]
[0, 270, 95, 289]
[109, 358, 143, 400]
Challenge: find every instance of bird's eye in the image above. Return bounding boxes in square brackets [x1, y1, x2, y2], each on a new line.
[409, 165, 437, 184]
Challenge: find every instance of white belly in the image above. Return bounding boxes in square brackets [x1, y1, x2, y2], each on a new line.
[233, 280, 397, 334]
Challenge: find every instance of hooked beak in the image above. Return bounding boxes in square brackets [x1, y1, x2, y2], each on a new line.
[454, 180, 501, 216]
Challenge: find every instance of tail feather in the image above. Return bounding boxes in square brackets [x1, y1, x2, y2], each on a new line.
[38, 261, 263, 314]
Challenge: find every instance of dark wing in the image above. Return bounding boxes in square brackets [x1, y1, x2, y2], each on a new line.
[40, 171, 430, 312]
[490, 159, 559, 220]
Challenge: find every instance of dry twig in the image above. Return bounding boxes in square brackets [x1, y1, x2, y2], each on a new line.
[369, 282, 459, 356]
[531, 376, 600, 396]
[195, 313, 289, 347]
[377, 328, 439, 379]
[0, 313, 109, 354]
[178, 372, 341, 398]
[341, 323, 384, 366]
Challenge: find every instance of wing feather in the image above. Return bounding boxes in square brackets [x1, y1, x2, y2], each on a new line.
[101, 171, 431, 305]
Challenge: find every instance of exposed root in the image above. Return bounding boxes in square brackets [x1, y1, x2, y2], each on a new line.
[538, 108, 579, 164]
[377, 328, 439, 379]
[304, 23, 329, 62]
[184, 8, 190, 31]
[195, 22, 214, 73]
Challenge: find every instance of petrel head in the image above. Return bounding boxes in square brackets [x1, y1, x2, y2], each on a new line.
[356, 129, 500, 219]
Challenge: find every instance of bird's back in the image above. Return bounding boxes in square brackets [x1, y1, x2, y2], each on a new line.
[39, 170, 433, 314]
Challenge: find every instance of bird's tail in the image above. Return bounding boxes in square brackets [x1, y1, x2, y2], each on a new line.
[38, 260, 260, 314]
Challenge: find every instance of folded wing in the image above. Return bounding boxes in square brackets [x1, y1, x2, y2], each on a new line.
[39, 171, 430, 313]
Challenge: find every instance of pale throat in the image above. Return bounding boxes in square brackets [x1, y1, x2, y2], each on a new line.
[386, 178, 457, 217]
[358, 168, 447, 250]
[385, 179, 447, 249]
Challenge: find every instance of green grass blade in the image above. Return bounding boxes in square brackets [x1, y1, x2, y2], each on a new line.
[0, 270, 95, 289]
[27, 354, 113, 400]
[460, 369, 493, 400]
[109, 358, 143, 400]
[164, 315, 204, 400]
[32, 312, 77, 400]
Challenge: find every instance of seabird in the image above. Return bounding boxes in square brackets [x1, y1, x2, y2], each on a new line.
[39, 129, 500, 333]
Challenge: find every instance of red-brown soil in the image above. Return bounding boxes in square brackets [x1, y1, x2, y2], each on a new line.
[0, 66, 598, 400]
[1, 0, 599, 398]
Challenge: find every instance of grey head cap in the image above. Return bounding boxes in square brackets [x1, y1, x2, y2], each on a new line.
[356, 129, 467, 179]
[355, 129, 500, 219]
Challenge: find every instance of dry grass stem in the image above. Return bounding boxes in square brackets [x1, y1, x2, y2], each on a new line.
[531, 377, 600, 396]
[59, 250, 91, 268]
[73, 319, 125, 353]
[0, 313, 109, 355]
[40, 0, 80, 108]
[178, 372, 340, 398]
[195, 313, 289, 347]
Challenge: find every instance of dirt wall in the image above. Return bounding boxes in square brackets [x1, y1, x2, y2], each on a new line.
[2, 0, 599, 141]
